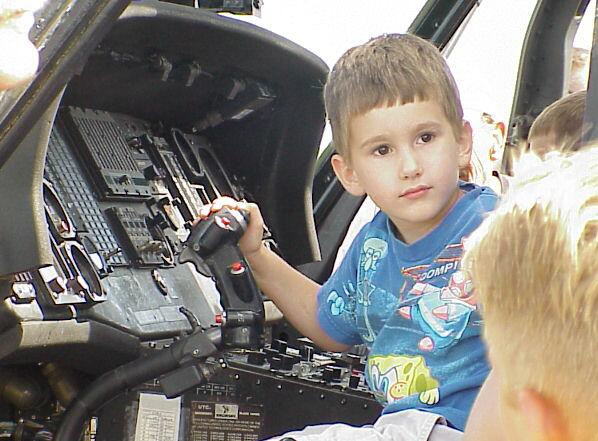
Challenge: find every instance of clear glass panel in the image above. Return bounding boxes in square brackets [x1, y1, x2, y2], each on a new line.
[446, 0, 538, 186]
[447, 0, 538, 125]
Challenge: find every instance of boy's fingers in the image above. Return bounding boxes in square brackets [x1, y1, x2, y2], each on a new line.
[243, 202, 261, 220]
[196, 197, 254, 223]
[196, 197, 237, 220]
[198, 205, 211, 218]
[211, 196, 239, 212]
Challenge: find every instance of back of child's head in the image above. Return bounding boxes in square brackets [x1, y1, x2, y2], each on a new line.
[324, 33, 463, 159]
[463, 147, 598, 439]
[528, 90, 588, 156]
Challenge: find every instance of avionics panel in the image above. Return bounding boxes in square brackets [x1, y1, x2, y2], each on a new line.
[62, 108, 153, 200]
[1, 103, 254, 351]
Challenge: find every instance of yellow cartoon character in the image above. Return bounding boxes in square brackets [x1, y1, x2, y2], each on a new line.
[368, 354, 440, 405]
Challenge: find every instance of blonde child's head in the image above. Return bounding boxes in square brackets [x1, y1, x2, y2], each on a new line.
[463, 147, 598, 440]
[528, 91, 588, 157]
[324, 33, 464, 160]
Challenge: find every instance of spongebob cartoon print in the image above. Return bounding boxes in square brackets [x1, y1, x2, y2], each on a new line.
[398, 270, 476, 352]
[368, 354, 440, 405]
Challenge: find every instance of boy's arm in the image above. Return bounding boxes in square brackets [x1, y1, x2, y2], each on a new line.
[247, 245, 350, 353]
[198, 197, 350, 353]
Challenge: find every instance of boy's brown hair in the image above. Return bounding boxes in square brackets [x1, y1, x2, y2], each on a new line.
[528, 90, 588, 155]
[463, 147, 598, 439]
[323, 33, 464, 159]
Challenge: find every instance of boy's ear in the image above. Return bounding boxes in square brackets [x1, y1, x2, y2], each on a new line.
[331, 154, 366, 196]
[458, 121, 474, 168]
[516, 388, 569, 441]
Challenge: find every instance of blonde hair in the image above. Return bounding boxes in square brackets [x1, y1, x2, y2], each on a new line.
[463, 147, 598, 436]
[323, 33, 464, 159]
[528, 90, 588, 154]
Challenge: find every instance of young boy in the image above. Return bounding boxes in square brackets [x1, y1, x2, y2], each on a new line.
[527, 90, 587, 157]
[462, 147, 598, 441]
[201, 34, 497, 437]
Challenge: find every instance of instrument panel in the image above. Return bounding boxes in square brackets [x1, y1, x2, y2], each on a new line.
[0, 102, 380, 438]
[7, 99, 268, 344]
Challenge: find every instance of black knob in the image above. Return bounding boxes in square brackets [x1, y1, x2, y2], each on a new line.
[264, 348, 278, 361]
[300, 345, 314, 361]
[280, 354, 295, 370]
[247, 351, 267, 365]
[322, 367, 335, 382]
[270, 356, 282, 370]
[271, 339, 287, 354]
[349, 374, 360, 388]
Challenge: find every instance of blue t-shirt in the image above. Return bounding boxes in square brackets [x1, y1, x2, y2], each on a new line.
[317, 182, 497, 430]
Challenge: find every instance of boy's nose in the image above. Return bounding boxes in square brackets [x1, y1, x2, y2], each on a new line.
[399, 149, 423, 179]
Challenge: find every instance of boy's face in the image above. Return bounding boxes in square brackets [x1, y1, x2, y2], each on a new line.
[333, 100, 472, 243]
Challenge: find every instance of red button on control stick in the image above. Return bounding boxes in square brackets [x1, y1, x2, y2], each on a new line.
[230, 261, 245, 274]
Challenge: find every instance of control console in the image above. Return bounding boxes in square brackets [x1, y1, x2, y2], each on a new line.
[93, 340, 381, 440]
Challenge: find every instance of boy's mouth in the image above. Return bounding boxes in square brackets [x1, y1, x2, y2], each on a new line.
[400, 185, 431, 199]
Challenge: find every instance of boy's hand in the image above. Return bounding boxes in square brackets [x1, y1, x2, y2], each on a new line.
[197, 196, 264, 259]
[197, 200, 341, 353]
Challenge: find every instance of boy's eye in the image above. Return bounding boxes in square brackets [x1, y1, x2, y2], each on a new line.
[373, 145, 391, 156]
[418, 133, 434, 144]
